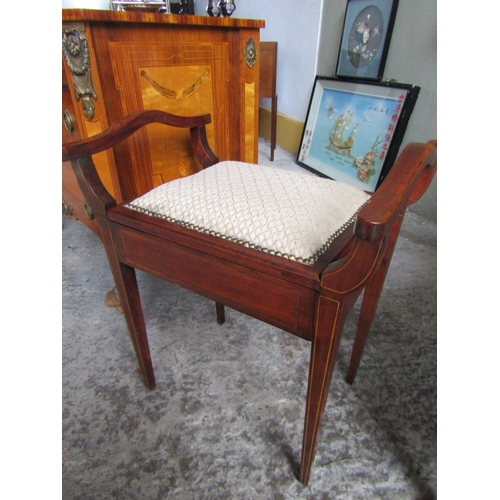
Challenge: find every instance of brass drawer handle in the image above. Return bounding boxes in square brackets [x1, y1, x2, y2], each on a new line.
[63, 108, 74, 132]
[84, 202, 94, 220]
[62, 201, 74, 216]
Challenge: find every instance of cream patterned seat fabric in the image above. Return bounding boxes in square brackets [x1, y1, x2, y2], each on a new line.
[125, 161, 371, 265]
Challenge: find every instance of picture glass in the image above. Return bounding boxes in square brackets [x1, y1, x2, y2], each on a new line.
[297, 78, 411, 193]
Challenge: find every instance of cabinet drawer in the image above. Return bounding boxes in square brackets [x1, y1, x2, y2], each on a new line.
[62, 161, 100, 237]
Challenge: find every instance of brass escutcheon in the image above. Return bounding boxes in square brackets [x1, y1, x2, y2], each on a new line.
[63, 109, 74, 132]
[245, 38, 257, 68]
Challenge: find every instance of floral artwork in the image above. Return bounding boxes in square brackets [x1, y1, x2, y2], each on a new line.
[348, 6, 383, 69]
[354, 142, 381, 184]
[336, 0, 399, 81]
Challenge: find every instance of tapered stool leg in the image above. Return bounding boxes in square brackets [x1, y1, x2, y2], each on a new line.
[99, 222, 156, 390]
[299, 295, 351, 485]
[114, 262, 156, 389]
[346, 216, 404, 384]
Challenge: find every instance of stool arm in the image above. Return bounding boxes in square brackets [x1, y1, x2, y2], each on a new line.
[62, 109, 214, 162]
[405, 140, 437, 207]
[354, 142, 437, 242]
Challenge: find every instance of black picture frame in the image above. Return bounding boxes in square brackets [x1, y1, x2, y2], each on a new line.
[296, 76, 419, 193]
[335, 0, 399, 81]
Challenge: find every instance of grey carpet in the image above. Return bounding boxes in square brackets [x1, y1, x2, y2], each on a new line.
[62, 139, 437, 499]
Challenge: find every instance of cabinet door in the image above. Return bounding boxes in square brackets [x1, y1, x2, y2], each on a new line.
[109, 41, 230, 189]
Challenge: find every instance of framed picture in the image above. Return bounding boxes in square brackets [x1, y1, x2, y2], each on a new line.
[336, 0, 399, 81]
[296, 76, 419, 193]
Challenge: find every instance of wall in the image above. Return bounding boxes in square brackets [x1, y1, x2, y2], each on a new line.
[63, 0, 109, 8]
[62, 0, 437, 221]
[381, 1, 437, 221]
[195, 0, 323, 124]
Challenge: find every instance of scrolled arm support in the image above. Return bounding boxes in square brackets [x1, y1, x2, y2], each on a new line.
[70, 156, 117, 218]
[189, 125, 219, 169]
[62, 109, 220, 217]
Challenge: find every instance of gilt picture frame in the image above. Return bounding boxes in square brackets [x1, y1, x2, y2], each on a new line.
[336, 0, 399, 81]
[296, 77, 419, 193]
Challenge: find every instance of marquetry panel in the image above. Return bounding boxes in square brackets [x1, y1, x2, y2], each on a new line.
[109, 41, 228, 186]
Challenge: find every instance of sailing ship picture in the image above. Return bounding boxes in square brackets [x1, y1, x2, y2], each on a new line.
[299, 85, 405, 192]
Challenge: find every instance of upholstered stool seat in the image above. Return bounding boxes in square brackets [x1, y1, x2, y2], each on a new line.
[125, 161, 370, 265]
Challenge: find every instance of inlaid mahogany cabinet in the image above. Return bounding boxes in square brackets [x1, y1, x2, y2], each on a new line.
[62, 9, 264, 236]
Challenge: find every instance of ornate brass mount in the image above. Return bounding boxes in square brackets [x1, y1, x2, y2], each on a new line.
[62, 26, 97, 121]
[245, 38, 257, 68]
[62, 201, 74, 217]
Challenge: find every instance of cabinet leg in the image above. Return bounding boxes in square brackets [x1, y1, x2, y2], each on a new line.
[216, 302, 225, 325]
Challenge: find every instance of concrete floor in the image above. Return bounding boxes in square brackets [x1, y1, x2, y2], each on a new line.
[62, 139, 437, 499]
